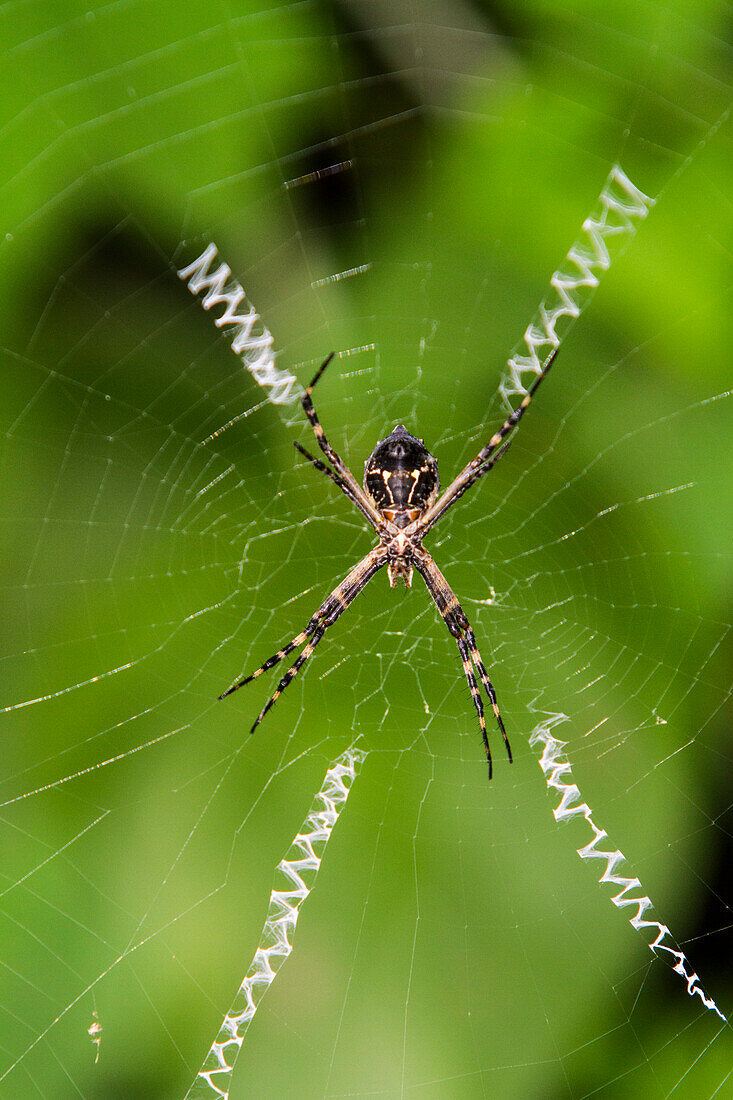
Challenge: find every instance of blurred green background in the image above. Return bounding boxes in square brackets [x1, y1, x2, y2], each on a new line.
[1, 2, 731, 1097]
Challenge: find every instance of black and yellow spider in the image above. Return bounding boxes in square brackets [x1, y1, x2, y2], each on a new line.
[221, 347, 559, 776]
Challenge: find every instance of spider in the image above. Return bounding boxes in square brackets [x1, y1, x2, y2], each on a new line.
[220, 347, 559, 777]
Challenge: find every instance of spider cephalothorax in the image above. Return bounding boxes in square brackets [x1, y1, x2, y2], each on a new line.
[220, 348, 559, 777]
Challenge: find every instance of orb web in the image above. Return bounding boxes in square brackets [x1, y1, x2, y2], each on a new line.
[1, 3, 731, 1097]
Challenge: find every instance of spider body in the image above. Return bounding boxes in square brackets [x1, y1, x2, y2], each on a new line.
[364, 425, 440, 527]
[364, 425, 440, 587]
[220, 347, 560, 777]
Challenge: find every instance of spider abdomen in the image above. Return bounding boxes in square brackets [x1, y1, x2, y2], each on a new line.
[364, 425, 439, 526]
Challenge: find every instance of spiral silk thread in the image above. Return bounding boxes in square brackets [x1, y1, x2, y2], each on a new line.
[502, 165, 654, 405]
[530, 714, 725, 1022]
[186, 746, 366, 1100]
[178, 243, 301, 406]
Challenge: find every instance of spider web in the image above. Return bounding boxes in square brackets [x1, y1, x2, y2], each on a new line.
[1, 2, 732, 1097]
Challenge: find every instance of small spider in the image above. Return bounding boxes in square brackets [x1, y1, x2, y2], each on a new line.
[221, 347, 559, 777]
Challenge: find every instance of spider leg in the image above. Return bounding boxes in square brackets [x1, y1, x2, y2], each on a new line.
[463, 624, 511, 764]
[218, 625, 315, 699]
[454, 628, 493, 779]
[293, 441, 379, 528]
[249, 627, 326, 733]
[413, 549, 511, 776]
[220, 547, 388, 728]
[293, 440, 338, 483]
[418, 345, 559, 531]
[420, 440, 512, 534]
[301, 353, 383, 528]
